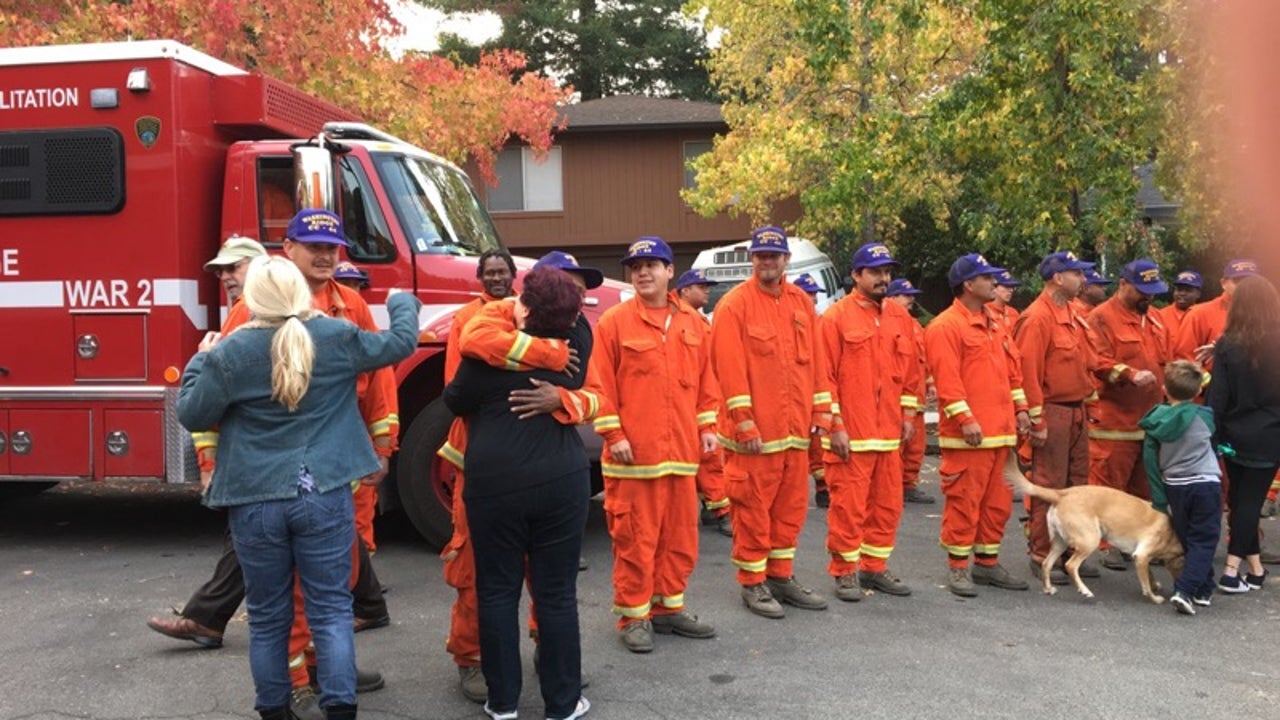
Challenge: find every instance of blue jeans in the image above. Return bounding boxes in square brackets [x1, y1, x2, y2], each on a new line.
[466, 471, 589, 720]
[1166, 482, 1222, 597]
[230, 487, 356, 711]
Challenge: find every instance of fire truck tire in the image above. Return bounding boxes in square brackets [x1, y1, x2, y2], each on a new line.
[396, 398, 455, 550]
[0, 481, 58, 500]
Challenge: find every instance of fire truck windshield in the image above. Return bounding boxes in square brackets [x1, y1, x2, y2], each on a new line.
[372, 152, 504, 257]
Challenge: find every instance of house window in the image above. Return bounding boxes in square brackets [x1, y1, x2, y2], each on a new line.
[683, 140, 713, 189]
[487, 146, 563, 212]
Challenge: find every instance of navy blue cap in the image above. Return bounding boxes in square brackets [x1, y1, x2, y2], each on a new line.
[748, 226, 790, 254]
[1172, 270, 1202, 288]
[621, 236, 673, 265]
[949, 253, 1006, 288]
[1038, 251, 1095, 279]
[533, 251, 604, 289]
[676, 269, 718, 291]
[1120, 258, 1168, 295]
[994, 270, 1021, 287]
[286, 209, 349, 246]
[851, 242, 900, 270]
[793, 273, 821, 294]
[886, 278, 922, 296]
[333, 261, 369, 287]
[1223, 258, 1260, 279]
[1084, 268, 1113, 286]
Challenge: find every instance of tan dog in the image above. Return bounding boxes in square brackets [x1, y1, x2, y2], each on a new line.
[1006, 454, 1185, 603]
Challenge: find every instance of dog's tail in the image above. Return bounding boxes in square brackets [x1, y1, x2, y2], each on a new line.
[1003, 451, 1063, 505]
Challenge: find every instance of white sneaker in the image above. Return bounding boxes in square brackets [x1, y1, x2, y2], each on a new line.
[484, 701, 518, 720]
[547, 696, 590, 720]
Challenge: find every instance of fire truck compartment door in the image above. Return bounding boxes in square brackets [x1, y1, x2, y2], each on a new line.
[8, 409, 91, 477]
[102, 409, 164, 477]
[0, 410, 8, 476]
[72, 313, 147, 381]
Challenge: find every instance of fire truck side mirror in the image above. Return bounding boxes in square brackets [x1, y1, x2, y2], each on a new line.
[293, 145, 336, 214]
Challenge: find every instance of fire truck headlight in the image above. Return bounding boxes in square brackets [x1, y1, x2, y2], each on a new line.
[126, 68, 152, 92]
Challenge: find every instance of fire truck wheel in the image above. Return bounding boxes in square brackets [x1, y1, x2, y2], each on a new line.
[0, 481, 58, 501]
[396, 398, 456, 550]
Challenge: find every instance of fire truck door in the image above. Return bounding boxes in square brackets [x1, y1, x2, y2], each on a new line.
[71, 311, 147, 380]
[8, 408, 91, 477]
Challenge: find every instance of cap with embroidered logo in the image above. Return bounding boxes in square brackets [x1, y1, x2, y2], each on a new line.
[748, 226, 790, 254]
[949, 253, 1006, 288]
[887, 278, 923, 296]
[621, 236, 674, 265]
[994, 270, 1021, 287]
[1038, 251, 1095, 279]
[676, 269, 718, 291]
[851, 242, 900, 270]
[1172, 270, 1203, 288]
[793, 273, 821, 294]
[533, 250, 604, 289]
[334, 261, 370, 288]
[286, 209, 349, 247]
[1223, 258, 1260, 279]
[1084, 268, 1113, 286]
[1120, 258, 1168, 295]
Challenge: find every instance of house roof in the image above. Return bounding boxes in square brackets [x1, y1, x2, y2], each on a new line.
[559, 95, 725, 132]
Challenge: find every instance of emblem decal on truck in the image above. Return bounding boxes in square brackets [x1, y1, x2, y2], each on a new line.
[135, 116, 161, 148]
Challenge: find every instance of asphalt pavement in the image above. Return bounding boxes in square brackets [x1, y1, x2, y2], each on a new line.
[3, 466, 1280, 720]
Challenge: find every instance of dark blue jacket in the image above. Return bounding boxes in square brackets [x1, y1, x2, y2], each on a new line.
[179, 292, 420, 507]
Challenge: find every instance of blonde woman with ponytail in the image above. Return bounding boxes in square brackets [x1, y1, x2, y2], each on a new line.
[178, 255, 419, 720]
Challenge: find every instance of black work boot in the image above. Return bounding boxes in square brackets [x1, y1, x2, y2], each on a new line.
[325, 703, 357, 720]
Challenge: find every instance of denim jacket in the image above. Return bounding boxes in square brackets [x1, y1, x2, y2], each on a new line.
[179, 292, 420, 507]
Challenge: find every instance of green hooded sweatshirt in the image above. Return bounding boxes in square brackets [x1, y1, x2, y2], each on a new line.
[1138, 402, 1218, 512]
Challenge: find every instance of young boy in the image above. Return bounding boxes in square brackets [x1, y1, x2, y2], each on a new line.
[1138, 360, 1222, 615]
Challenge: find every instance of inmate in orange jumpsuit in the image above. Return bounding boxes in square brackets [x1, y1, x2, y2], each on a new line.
[900, 317, 929, 495]
[1158, 303, 1190, 343]
[1172, 294, 1228, 367]
[926, 300, 1028, 568]
[690, 312, 730, 519]
[1085, 295, 1169, 500]
[710, 277, 830, 587]
[439, 297, 583, 667]
[1014, 288, 1096, 563]
[819, 291, 920, 579]
[224, 280, 398, 689]
[592, 292, 720, 625]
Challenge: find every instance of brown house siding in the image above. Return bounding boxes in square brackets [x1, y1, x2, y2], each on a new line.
[466, 129, 800, 279]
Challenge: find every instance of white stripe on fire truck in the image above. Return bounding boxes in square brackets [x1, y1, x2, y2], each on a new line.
[0, 278, 208, 330]
[0, 281, 63, 308]
[368, 303, 465, 335]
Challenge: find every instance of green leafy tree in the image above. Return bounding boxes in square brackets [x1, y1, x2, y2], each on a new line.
[425, 0, 714, 100]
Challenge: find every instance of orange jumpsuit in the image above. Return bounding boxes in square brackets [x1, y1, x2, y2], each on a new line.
[438, 296, 576, 666]
[1085, 296, 1168, 500]
[901, 318, 929, 493]
[1014, 289, 1096, 562]
[1158, 303, 1190, 343]
[819, 292, 921, 577]
[710, 277, 830, 587]
[925, 300, 1027, 568]
[987, 301, 1020, 336]
[1173, 294, 1228, 367]
[1071, 297, 1098, 318]
[224, 280, 398, 689]
[691, 313, 730, 518]
[592, 293, 720, 625]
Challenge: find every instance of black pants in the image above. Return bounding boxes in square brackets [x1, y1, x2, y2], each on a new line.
[1225, 460, 1279, 558]
[1167, 482, 1222, 597]
[466, 471, 588, 720]
[182, 522, 387, 631]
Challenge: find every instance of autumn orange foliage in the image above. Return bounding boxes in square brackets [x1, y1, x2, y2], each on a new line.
[0, 0, 569, 182]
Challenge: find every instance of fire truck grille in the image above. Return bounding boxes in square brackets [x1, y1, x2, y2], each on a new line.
[0, 128, 124, 216]
[45, 136, 121, 205]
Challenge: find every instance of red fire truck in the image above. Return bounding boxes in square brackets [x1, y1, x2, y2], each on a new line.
[0, 40, 619, 547]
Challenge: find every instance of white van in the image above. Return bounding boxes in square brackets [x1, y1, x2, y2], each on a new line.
[691, 237, 845, 315]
